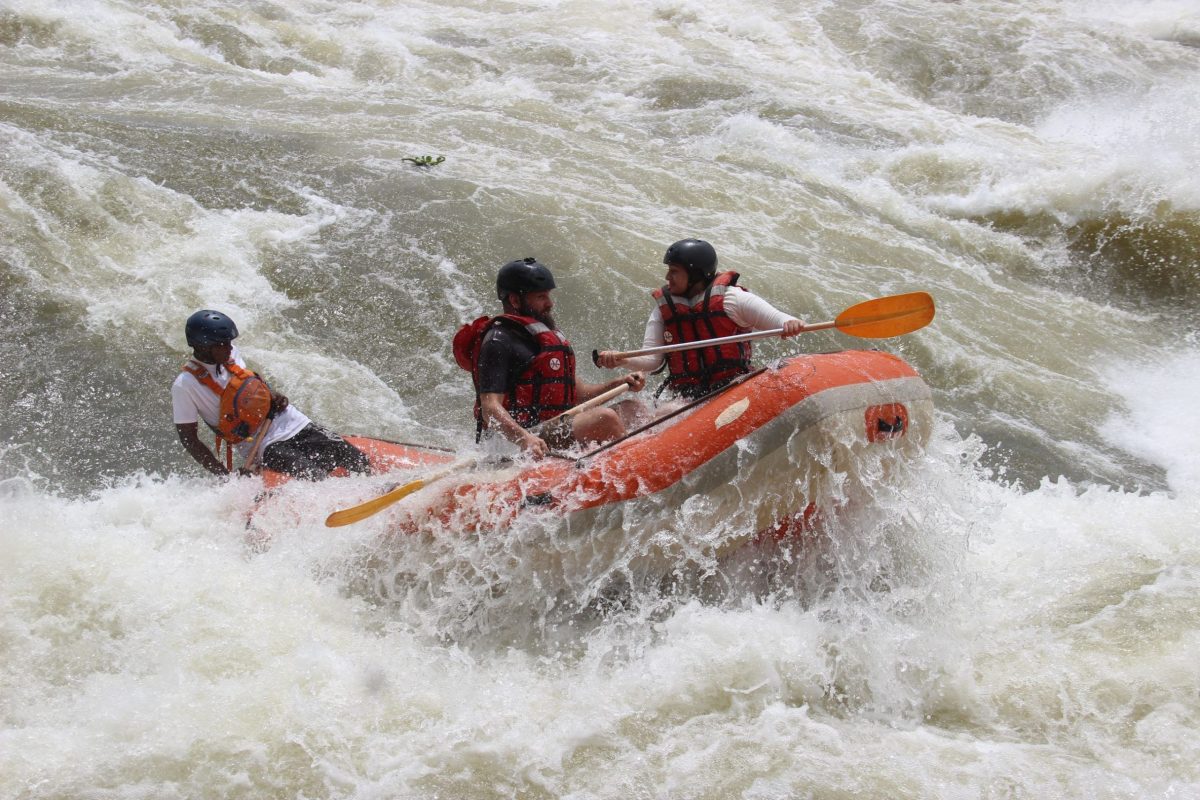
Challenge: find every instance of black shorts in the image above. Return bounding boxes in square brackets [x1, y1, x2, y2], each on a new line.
[261, 424, 371, 480]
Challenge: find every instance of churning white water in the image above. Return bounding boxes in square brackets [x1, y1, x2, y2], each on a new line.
[2, 0, 1199, 797]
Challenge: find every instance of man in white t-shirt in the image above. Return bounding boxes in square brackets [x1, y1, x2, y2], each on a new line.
[171, 309, 370, 479]
[595, 239, 804, 399]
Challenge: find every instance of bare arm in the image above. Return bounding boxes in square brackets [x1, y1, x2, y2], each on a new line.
[479, 392, 549, 458]
[175, 423, 231, 477]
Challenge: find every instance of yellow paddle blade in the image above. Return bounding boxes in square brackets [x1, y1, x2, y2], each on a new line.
[834, 292, 935, 338]
[324, 457, 476, 528]
[324, 478, 429, 527]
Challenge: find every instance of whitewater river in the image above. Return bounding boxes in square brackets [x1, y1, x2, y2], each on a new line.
[2, 1, 1199, 797]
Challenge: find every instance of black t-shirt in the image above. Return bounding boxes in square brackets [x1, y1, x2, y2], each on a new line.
[476, 323, 539, 395]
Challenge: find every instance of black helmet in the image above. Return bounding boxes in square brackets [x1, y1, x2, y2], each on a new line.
[663, 238, 718, 282]
[496, 257, 556, 301]
[185, 309, 239, 347]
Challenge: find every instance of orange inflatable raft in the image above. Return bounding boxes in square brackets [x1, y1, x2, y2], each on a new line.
[261, 350, 933, 543]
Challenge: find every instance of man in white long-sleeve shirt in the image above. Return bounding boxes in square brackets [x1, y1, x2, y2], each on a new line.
[596, 239, 804, 399]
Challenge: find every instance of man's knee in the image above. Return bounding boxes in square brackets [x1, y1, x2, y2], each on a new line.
[574, 407, 624, 444]
[613, 398, 652, 429]
[597, 407, 623, 438]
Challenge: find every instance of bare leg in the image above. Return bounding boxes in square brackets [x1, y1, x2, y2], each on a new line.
[611, 397, 654, 429]
[570, 407, 624, 445]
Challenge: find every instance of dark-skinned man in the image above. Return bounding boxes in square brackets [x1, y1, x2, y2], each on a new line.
[171, 309, 370, 480]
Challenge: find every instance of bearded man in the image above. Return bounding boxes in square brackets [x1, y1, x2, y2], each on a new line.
[454, 257, 644, 458]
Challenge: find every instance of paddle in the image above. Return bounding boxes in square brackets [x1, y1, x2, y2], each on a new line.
[528, 381, 630, 437]
[242, 416, 273, 474]
[592, 291, 934, 365]
[323, 381, 634, 528]
[324, 455, 476, 528]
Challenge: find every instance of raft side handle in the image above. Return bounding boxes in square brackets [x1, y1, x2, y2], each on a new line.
[865, 403, 908, 443]
[522, 492, 555, 507]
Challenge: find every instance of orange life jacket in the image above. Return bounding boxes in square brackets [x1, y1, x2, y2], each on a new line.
[181, 360, 273, 445]
[652, 271, 753, 397]
[453, 314, 577, 433]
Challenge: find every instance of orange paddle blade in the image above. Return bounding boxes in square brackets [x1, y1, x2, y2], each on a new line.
[834, 292, 935, 338]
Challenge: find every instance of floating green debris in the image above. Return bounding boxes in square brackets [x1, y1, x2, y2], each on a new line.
[401, 155, 446, 167]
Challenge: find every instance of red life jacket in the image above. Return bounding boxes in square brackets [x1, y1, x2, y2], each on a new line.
[180, 359, 273, 445]
[652, 271, 753, 396]
[453, 314, 577, 431]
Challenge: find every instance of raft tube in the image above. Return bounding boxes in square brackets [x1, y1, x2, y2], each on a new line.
[262, 350, 933, 543]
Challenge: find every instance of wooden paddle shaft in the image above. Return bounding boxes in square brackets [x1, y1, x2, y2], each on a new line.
[530, 382, 631, 433]
[243, 416, 273, 473]
[561, 381, 631, 416]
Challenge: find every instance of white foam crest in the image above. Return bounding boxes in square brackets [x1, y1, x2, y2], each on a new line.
[828, 11, 1200, 229]
[1101, 350, 1200, 495]
[1037, 77, 1200, 211]
[836, 425, 1200, 788]
[0, 475, 428, 793]
[907, 136, 1171, 231]
[647, 0, 808, 49]
[0, 122, 355, 343]
[1069, 0, 1200, 46]
[970, 477, 1197, 613]
[1, 1, 432, 94]
[4, 0, 229, 71]
[243, 344, 420, 437]
[900, 70, 1200, 226]
[701, 111, 822, 169]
